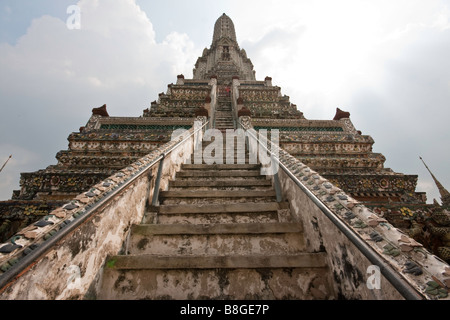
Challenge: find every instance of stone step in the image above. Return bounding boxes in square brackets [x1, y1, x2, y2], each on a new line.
[173, 178, 267, 184]
[200, 153, 250, 158]
[200, 155, 251, 161]
[168, 184, 272, 192]
[157, 211, 280, 225]
[174, 173, 265, 180]
[187, 160, 255, 165]
[99, 264, 331, 299]
[201, 141, 245, 145]
[199, 150, 247, 154]
[128, 223, 305, 255]
[198, 151, 248, 156]
[158, 202, 285, 215]
[169, 179, 272, 188]
[129, 233, 306, 256]
[182, 164, 260, 170]
[105, 253, 327, 270]
[160, 189, 276, 198]
[176, 170, 260, 178]
[199, 150, 249, 155]
[131, 222, 302, 235]
[161, 198, 277, 206]
[215, 125, 234, 128]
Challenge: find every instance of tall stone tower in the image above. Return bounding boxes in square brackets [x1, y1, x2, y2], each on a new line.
[1, 13, 450, 301]
[0, 13, 448, 265]
[193, 13, 256, 82]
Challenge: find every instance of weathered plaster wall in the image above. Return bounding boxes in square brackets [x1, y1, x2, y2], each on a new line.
[0, 129, 195, 300]
[277, 169, 404, 299]
[0, 173, 150, 300]
[247, 125, 450, 300]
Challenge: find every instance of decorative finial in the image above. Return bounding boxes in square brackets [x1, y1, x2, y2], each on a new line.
[212, 13, 237, 45]
[333, 108, 350, 120]
[0, 155, 12, 174]
[420, 157, 450, 206]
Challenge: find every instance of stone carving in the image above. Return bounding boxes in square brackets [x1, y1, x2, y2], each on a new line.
[195, 107, 209, 118]
[333, 107, 350, 120]
[91, 104, 109, 117]
[425, 204, 450, 262]
[239, 116, 251, 130]
[193, 14, 256, 81]
[340, 118, 359, 135]
[195, 116, 208, 124]
[237, 106, 251, 118]
[239, 88, 280, 102]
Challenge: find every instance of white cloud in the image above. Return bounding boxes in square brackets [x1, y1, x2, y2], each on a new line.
[4, 5, 12, 15]
[0, 0, 199, 200]
[230, 0, 450, 203]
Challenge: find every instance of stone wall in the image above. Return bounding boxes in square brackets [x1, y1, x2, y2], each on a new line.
[246, 126, 450, 300]
[0, 128, 196, 299]
[277, 169, 404, 299]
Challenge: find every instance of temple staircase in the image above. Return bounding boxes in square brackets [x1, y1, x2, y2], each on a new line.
[98, 138, 333, 299]
[214, 87, 235, 131]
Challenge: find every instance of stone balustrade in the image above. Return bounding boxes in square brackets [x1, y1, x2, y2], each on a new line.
[243, 117, 450, 300]
[0, 126, 197, 299]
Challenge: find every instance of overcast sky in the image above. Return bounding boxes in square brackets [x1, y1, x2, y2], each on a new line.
[0, 0, 449, 204]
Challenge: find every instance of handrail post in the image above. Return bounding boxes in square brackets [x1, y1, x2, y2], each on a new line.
[271, 154, 283, 203]
[151, 155, 165, 206]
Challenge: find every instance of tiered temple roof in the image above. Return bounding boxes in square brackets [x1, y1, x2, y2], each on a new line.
[0, 13, 448, 263]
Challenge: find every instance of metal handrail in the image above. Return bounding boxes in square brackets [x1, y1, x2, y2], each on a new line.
[0, 120, 209, 291]
[244, 125, 423, 300]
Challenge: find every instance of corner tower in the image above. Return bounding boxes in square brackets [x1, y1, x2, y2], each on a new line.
[193, 14, 256, 82]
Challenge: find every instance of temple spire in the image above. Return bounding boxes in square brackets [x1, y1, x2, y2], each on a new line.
[193, 13, 255, 81]
[212, 13, 237, 46]
[420, 157, 450, 206]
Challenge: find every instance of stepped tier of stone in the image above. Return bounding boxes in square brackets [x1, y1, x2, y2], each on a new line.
[98, 143, 333, 300]
[1, 13, 448, 300]
[215, 91, 234, 131]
